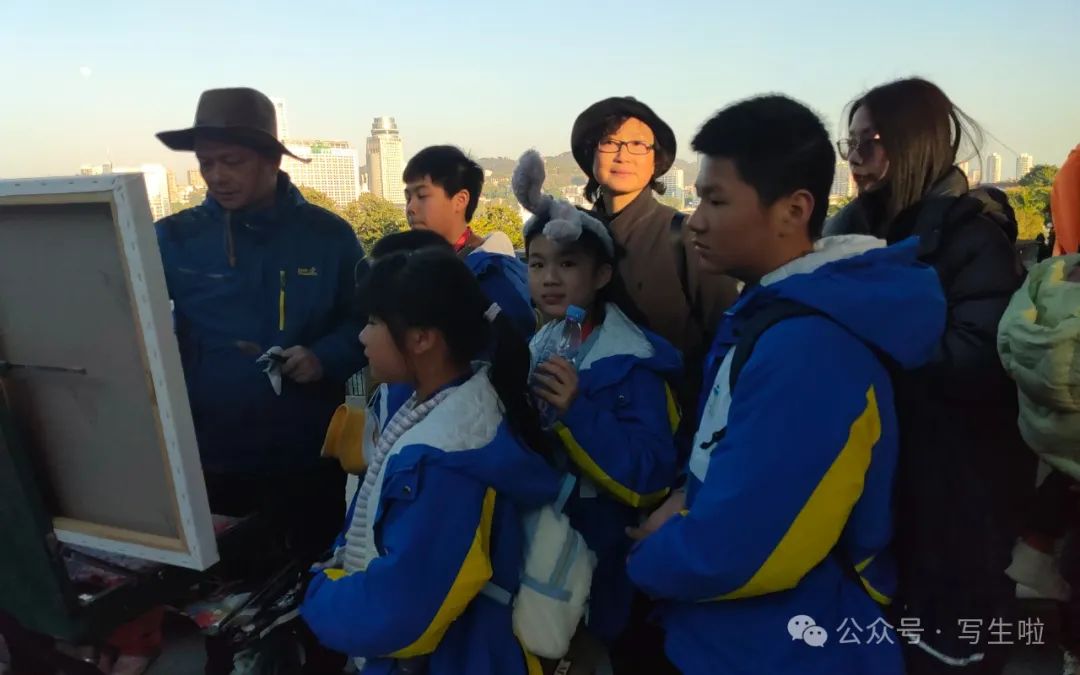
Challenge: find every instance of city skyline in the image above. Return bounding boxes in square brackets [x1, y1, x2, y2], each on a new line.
[3, 1, 1075, 182]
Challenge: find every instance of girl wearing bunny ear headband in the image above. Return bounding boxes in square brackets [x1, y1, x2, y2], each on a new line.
[511, 149, 683, 648]
[514, 149, 632, 325]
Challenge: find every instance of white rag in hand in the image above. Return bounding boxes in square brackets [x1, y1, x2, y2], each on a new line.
[256, 346, 286, 396]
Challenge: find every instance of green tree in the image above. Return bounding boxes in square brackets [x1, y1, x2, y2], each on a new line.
[1008, 186, 1051, 215]
[471, 203, 525, 250]
[1006, 187, 1048, 240]
[343, 193, 407, 250]
[827, 196, 853, 217]
[1018, 164, 1059, 189]
[298, 186, 342, 215]
[1014, 208, 1046, 241]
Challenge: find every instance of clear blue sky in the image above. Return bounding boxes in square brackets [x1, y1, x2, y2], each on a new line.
[2, 0, 1077, 180]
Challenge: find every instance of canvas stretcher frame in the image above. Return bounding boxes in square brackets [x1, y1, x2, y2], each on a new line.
[0, 173, 217, 570]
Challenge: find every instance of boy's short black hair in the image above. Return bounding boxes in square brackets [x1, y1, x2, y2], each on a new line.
[402, 145, 484, 222]
[692, 96, 835, 239]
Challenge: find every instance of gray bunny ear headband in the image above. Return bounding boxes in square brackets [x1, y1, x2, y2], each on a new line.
[512, 149, 615, 257]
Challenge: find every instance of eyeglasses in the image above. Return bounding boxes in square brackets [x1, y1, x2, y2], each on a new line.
[597, 139, 655, 155]
[837, 134, 881, 159]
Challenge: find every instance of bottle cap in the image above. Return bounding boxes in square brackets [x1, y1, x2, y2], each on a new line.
[566, 305, 587, 323]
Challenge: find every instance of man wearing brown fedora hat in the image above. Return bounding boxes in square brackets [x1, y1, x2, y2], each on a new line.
[155, 87, 365, 568]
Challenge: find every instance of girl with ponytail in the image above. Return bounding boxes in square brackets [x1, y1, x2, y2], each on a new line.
[301, 247, 560, 675]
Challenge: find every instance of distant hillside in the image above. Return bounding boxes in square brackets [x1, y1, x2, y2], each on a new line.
[477, 152, 697, 190]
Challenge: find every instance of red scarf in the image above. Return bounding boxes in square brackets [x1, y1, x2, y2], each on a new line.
[452, 227, 474, 253]
[580, 316, 596, 341]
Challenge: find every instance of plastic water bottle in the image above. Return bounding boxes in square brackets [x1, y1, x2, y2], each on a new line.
[536, 305, 586, 429]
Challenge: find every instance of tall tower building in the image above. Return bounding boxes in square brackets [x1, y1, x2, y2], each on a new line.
[986, 153, 1002, 184]
[166, 169, 179, 204]
[1016, 153, 1034, 180]
[366, 117, 405, 207]
[270, 97, 289, 141]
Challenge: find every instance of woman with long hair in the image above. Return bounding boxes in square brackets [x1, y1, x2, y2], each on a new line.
[828, 77, 1035, 675]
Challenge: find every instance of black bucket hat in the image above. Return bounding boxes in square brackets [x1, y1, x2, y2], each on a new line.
[570, 96, 677, 180]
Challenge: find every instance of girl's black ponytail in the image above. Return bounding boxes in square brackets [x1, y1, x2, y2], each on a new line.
[360, 246, 550, 458]
[485, 308, 551, 459]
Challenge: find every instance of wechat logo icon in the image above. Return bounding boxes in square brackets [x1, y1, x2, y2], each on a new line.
[788, 615, 829, 648]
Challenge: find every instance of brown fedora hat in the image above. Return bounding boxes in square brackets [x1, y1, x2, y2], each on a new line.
[156, 87, 307, 162]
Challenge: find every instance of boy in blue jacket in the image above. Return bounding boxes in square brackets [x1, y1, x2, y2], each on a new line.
[625, 96, 946, 674]
[403, 145, 535, 338]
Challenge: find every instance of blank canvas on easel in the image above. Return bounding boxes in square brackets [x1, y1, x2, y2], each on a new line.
[0, 174, 217, 570]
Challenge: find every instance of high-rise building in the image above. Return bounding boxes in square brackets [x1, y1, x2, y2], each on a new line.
[188, 169, 207, 190]
[113, 164, 173, 220]
[166, 169, 179, 204]
[1016, 153, 1034, 180]
[986, 153, 1002, 184]
[270, 97, 289, 141]
[971, 169, 983, 186]
[366, 117, 406, 206]
[660, 168, 686, 200]
[281, 139, 361, 206]
[831, 161, 855, 198]
[957, 160, 970, 179]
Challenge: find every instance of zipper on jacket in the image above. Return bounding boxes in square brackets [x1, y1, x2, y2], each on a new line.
[279, 270, 286, 331]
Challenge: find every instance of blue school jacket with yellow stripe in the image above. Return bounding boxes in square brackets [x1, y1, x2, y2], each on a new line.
[302, 369, 562, 675]
[532, 303, 681, 642]
[627, 236, 946, 675]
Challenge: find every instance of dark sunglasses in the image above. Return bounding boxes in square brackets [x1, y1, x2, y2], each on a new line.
[837, 134, 882, 159]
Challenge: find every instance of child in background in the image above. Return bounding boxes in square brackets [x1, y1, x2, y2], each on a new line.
[514, 149, 681, 648]
[999, 253, 1080, 603]
[403, 145, 535, 338]
[302, 248, 561, 675]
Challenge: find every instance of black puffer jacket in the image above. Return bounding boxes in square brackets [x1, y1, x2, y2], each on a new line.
[827, 168, 1036, 665]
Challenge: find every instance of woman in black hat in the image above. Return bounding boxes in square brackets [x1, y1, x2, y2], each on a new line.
[571, 97, 736, 370]
[571, 97, 736, 675]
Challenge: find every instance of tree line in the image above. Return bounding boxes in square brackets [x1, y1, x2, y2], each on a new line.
[298, 188, 526, 251]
